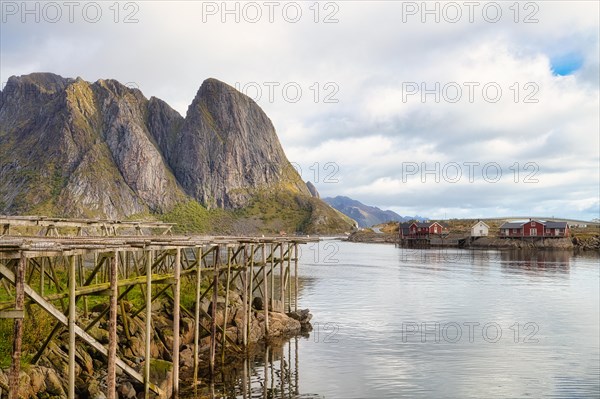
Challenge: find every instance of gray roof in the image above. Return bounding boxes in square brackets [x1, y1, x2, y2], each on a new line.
[499, 220, 568, 229]
[499, 222, 524, 229]
[545, 221, 568, 229]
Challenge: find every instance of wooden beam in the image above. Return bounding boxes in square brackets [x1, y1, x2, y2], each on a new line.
[0, 310, 24, 319]
[44, 273, 176, 301]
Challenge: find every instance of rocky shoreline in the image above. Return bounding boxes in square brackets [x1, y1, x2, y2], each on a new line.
[0, 289, 312, 399]
[345, 230, 397, 244]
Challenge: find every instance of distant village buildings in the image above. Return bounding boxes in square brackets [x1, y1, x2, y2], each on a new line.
[399, 221, 447, 238]
[498, 219, 570, 238]
[398, 218, 571, 242]
[471, 221, 489, 237]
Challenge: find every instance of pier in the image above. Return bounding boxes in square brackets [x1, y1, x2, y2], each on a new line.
[0, 215, 314, 399]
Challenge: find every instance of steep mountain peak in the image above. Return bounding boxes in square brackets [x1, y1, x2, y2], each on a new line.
[175, 77, 309, 208]
[200, 77, 236, 91]
[8, 72, 72, 93]
[186, 77, 260, 126]
[94, 78, 146, 102]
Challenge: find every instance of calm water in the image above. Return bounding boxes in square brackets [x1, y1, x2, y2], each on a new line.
[200, 241, 600, 398]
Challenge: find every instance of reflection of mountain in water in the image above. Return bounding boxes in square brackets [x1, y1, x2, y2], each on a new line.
[500, 250, 571, 275]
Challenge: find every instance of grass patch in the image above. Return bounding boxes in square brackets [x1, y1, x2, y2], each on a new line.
[0, 306, 55, 368]
[161, 200, 234, 234]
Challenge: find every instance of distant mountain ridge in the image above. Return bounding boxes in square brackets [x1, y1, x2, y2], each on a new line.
[323, 196, 426, 228]
[0, 73, 354, 234]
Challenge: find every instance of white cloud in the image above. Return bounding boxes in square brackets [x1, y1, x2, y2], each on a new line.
[1, 0, 598, 220]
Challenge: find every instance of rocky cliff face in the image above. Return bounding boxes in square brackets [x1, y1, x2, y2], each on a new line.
[0, 73, 185, 218]
[166, 78, 309, 209]
[0, 73, 351, 233]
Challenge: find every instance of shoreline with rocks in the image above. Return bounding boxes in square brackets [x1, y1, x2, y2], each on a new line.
[0, 289, 312, 399]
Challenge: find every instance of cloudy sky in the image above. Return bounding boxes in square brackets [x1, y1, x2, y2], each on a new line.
[1, 1, 599, 220]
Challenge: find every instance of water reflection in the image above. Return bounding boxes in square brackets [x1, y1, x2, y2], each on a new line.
[500, 249, 571, 275]
[185, 244, 599, 398]
[184, 337, 321, 399]
[395, 247, 574, 277]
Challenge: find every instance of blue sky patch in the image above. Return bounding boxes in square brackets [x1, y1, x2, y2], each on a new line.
[551, 53, 584, 76]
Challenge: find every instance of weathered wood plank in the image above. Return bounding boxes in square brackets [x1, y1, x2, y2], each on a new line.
[0, 310, 24, 319]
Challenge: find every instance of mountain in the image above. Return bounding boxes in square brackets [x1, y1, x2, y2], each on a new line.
[323, 196, 425, 228]
[0, 73, 354, 234]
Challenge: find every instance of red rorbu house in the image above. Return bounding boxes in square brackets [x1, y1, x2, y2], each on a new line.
[407, 221, 446, 238]
[499, 220, 570, 238]
[399, 222, 411, 239]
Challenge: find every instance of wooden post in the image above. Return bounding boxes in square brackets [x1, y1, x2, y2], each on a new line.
[172, 248, 181, 399]
[263, 346, 269, 399]
[221, 248, 232, 363]
[247, 344, 252, 395]
[210, 247, 218, 376]
[263, 244, 269, 336]
[8, 253, 25, 399]
[262, 243, 269, 337]
[40, 257, 45, 296]
[280, 243, 284, 311]
[193, 247, 202, 384]
[294, 244, 299, 313]
[107, 253, 118, 399]
[280, 343, 285, 398]
[68, 255, 76, 399]
[78, 256, 88, 318]
[294, 336, 299, 394]
[242, 358, 248, 399]
[287, 243, 291, 313]
[144, 250, 153, 398]
[270, 244, 274, 311]
[242, 245, 248, 347]
[247, 244, 254, 344]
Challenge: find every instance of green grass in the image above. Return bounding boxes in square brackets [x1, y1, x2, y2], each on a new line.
[162, 200, 234, 234]
[0, 306, 55, 368]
